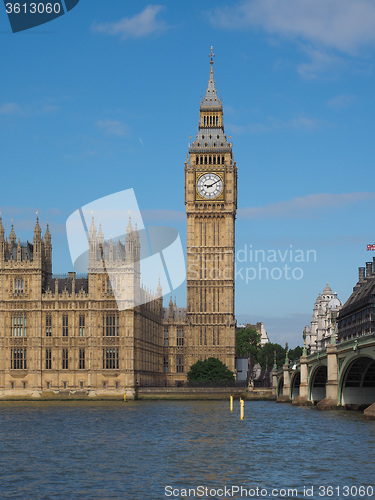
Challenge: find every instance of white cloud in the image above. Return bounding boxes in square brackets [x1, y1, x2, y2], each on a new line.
[326, 93, 356, 109]
[208, 0, 375, 54]
[238, 192, 375, 219]
[96, 119, 130, 137]
[0, 102, 23, 116]
[91, 5, 167, 40]
[0, 100, 60, 117]
[296, 46, 344, 79]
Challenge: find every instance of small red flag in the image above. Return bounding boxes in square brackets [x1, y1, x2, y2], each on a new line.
[367, 244, 375, 250]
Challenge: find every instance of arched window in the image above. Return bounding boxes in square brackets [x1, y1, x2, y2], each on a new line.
[15, 278, 24, 293]
[106, 278, 114, 294]
[209, 156, 212, 165]
[196, 156, 199, 164]
[204, 156, 207, 165]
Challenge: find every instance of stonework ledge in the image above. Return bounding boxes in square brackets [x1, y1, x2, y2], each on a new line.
[276, 396, 291, 403]
[364, 402, 375, 420]
[316, 398, 338, 411]
[292, 396, 312, 406]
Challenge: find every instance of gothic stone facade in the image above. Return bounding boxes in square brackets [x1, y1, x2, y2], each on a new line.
[0, 218, 164, 398]
[0, 56, 237, 396]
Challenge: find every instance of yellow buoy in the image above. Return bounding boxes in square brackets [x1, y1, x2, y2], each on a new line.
[230, 395, 233, 411]
[123, 394, 127, 402]
[240, 399, 244, 420]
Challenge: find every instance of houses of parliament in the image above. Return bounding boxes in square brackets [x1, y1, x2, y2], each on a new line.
[0, 53, 238, 398]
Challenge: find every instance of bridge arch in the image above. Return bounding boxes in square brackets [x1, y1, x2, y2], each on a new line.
[277, 375, 284, 398]
[290, 370, 300, 400]
[339, 354, 375, 406]
[309, 364, 327, 404]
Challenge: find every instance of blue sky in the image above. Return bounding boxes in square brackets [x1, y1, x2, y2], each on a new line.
[1, 0, 375, 346]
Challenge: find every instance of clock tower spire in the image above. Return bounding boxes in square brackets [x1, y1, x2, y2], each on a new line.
[184, 49, 237, 373]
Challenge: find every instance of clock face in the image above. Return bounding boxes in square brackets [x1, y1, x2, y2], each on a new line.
[197, 173, 223, 199]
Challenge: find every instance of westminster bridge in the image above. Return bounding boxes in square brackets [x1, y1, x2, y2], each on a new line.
[273, 333, 375, 419]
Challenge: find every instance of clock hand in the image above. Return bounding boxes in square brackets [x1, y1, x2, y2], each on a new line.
[204, 179, 221, 188]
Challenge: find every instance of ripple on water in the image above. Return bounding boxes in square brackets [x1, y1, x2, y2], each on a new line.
[0, 401, 374, 499]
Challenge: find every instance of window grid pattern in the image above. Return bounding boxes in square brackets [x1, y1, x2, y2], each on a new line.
[177, 328, 184, 346]
[62, 315, 68, 337]
[14, 278, 24, 293]
[62, 348, 68, 369]
[103, 348, 119, 369]
[79, 349, 85, 369]
[12, 315, 27, 337]
[79, 314, 85, 337]
[103, 315, 119, 336]
[176, 355, 184, 373]
[46, 349, 51, 369]
[46, 315, 52, 337]
[11, 348, 27, 369]
[163, 327, 169, 346]
[163, 356, 168, 373]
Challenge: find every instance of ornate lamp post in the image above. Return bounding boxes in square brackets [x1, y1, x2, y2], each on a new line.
[330, 310, 337, 345]
[302, 330, 307, 356]
[284, 342, 289, 365]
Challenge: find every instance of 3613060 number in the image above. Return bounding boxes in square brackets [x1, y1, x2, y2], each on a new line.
[5, 3, 62, 14]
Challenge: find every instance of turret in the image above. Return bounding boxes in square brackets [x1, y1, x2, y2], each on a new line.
[17, 238, 21, 262]
[125, 216, 134, 263]
[156, 278, 162, 298]
[33, 215, 42, 260]
[88, 215, 97, 270]
[97, 221, 104, 247]
[0, 214, 4, 241]
[0, 214, 4, 261]
[134, 222, 140, 262]
[169, 295, 174, 319]
[9, 222, 16, 247]
[44, 222, 52, 273]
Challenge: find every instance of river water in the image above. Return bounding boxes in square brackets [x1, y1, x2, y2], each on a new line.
[0, 400, 374, 500]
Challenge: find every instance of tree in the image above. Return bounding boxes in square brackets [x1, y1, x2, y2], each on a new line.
[288, 346, 303, 362]
[257, 342, 286, 369]
[236, 327, 261, 361]
[187, 357, 235, 383]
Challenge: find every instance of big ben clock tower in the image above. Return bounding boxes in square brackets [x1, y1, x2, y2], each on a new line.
[185, 48, 237, 372]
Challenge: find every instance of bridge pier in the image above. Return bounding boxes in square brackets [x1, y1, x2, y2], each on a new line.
[292, 355, 310, 406]
[317, 344, 338, 411]
[277, 363, 291, 403]
[364, 403, 375, 420]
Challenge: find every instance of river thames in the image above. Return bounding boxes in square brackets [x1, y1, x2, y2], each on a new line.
[0, 400, 374, 499]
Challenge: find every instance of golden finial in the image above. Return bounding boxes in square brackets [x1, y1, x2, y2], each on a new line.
[209, 46, 215, 63]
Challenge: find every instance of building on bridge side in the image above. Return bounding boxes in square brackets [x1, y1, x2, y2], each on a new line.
[274, 262, 375, 419]
[336, 259, 375, 342]
[304, 283, 342, 353]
